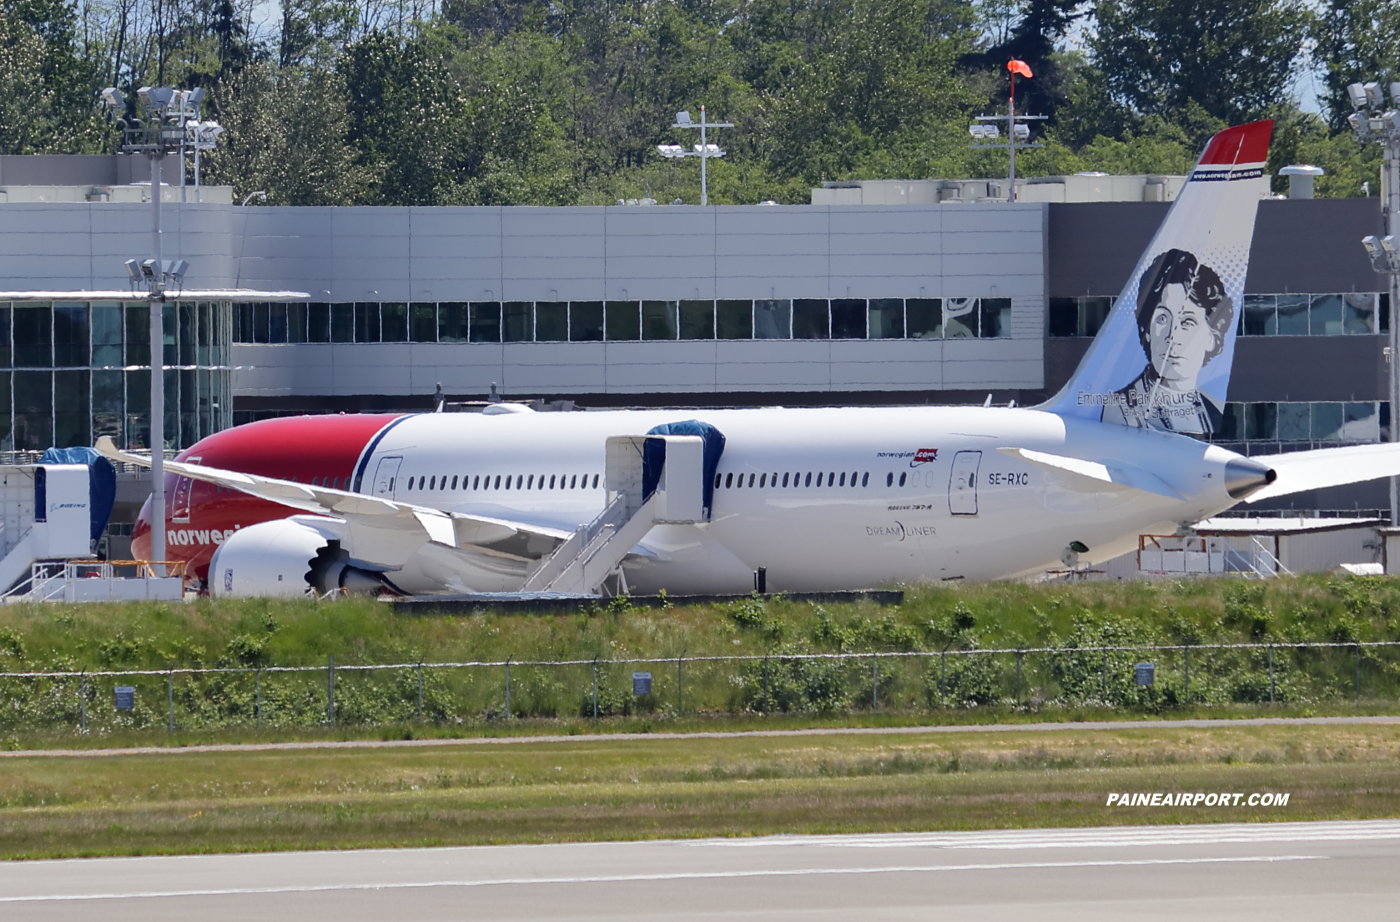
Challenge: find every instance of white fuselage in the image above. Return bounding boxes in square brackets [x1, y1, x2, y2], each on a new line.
[351, 406, 1247, 594]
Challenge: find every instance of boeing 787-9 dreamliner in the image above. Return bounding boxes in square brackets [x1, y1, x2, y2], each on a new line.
[102, 120, 1400, 597]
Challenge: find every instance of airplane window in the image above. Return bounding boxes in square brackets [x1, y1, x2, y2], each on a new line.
[850, 471, 857, 485]
[782, 472, 789, 487]
[725, 473, 733, 488]
[538, 476, 546, 490]
[804, 472, 812, 487]
[549, 475, 556, 489]
[828, 471, 835, 485]
[862, 472, 869, 487]
[441, 476, 448, 490]
[748, 473, 755, 488]
[527, 474, 534, 489]
[505, 476, 512, 490]
[899, 472, 907, 487]
[451, 475, 458, 489]
[772, 472, 778, 485]
[760, 474, 767, 488]
[886, 472, 893, 487]
[736, 474, 744, 489]
[837, 473, 844, 487]
[570, 475, 577, 489]
[473, 476, 479, 490]
[714, 473, 722, 489]
[592, 474, 599, 489]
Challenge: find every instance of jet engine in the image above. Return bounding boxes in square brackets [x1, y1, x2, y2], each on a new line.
[209, 520, 390, 598]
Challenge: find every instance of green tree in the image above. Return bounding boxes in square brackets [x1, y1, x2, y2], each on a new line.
[1092, 0, 1309, 124]
[1313, 0, 1400, 132]
[203, 62, 371, 205]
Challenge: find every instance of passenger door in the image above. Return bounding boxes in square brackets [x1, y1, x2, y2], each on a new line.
[172, 456, 200, 523]
[372, 456, 403, 497]
[948, 450, 981, 516]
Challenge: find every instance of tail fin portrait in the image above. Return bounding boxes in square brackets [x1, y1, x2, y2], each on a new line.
[1045, 120, 1274, 435]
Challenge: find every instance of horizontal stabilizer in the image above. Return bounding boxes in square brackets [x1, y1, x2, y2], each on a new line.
[998, 447, 1183, 500]
[1241, 443, 1400, 503]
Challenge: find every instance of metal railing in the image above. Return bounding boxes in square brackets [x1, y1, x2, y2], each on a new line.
[0, 639, 1397, 735]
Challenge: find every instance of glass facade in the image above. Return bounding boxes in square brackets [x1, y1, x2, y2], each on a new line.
[233, 298, 1017, 344]
[1215, 400, 1387, 455]
[1050, 293, 1387, 338]
[0, 301, 232, 451]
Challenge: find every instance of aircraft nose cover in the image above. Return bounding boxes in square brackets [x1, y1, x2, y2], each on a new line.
[645, 421, 726, 517]
[1224, 456, 1277, 500]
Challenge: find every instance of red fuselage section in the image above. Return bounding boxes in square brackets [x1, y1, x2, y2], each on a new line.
[133, 414, 404, 580]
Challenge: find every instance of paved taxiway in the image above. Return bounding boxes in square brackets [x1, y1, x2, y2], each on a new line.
[2, 820, 1396, 921]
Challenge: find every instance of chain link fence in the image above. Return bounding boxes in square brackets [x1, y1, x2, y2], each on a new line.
[1, 641, 1397, 735]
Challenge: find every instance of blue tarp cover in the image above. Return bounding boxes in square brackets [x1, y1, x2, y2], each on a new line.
[40, 447, 117, 542]
[644, 420, 726, 518]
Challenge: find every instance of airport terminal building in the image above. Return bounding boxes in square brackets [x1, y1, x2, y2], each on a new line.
[0, 155, 1388, 522]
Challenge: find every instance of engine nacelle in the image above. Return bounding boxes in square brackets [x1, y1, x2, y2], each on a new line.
[209, 518, 394, 598]
[209, 519, 331, 598]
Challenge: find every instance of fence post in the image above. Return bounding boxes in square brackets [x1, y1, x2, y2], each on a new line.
[1101, 649, 1108, 703]
[328, 653, 335, 727]
[678, 649, 684, 716]
[1355, 643, 1361, 707]
[940, 651, 946, 707]
[79, 671, 86, 734]
[591, 655, 598, 722]
[1015, 650, 1023, 706]
[763, 655, 770, 715]
[504, 655, 512, 720]
[256, 666, 262, 729]
[1184, 645, 1190, 704]
[1268, 644, 1275, 704]
[167, 670, 174, 735]
[871, 654, 878, 711]
[417, 661, 424, 721]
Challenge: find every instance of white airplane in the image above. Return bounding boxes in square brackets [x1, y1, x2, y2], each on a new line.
[101, 119, 1400, 597]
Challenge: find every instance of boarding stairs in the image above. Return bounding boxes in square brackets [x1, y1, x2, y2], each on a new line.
[522, 434, 708, 595]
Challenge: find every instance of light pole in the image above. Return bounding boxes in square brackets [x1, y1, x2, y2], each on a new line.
[1346, 80, 1400, 526]
[186, 119, 223, 203]
[970, 60, 1047, 202]
[102, 85, 220, 570]
[657, 106, 734, 206]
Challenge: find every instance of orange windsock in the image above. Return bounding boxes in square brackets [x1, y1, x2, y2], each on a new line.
[1007, 60, 1033, 78]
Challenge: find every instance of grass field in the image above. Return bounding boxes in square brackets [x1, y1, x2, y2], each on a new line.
[0, 722, 1397, 859]
[0, 577, 1398, 740]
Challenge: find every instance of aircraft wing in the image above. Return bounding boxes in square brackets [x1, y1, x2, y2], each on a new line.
[1239, 443, 1400, 503]
[93, 437, 570, 561]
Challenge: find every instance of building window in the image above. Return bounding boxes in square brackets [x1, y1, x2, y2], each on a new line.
[240, 296, 1027, 344]
[470, 302, 502, 342]
[680, 300, 715, 339]
[641, 301, 677, 340]
[1217, 400, 1383, 449]
[605, 301, 640, 341]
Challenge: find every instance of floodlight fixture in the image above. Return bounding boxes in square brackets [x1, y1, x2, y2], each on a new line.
[1013, 123, 1030, 141]
[1381, 235, 1399, 259]
[124, 259, 141, 281]
[186, 87, 205, 109]
[658, 105, 734, 205]
[140, 258, 158, 279]
[164, 259, 189, 284]
[968, 125, 985, 139]
[984, 123, 1000, 139]
[1384, 110, 1400, 131]
[100, 87, 125, 113]
[1349, 111, 1369, 134]
[1366, 82, 1385, 107]
[1349, 82, 1370, 109]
